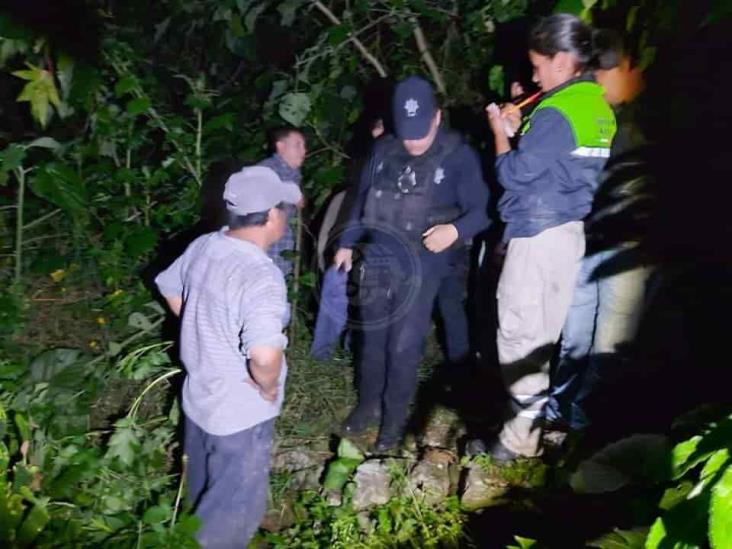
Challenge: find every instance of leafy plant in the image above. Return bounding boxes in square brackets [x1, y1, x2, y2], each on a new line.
[568, 412, 732, 549]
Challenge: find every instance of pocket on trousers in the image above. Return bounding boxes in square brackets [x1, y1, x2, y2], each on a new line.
[496, 285, 542, 343]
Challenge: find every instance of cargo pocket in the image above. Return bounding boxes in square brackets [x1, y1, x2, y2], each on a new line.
[496, 283, 542, 349]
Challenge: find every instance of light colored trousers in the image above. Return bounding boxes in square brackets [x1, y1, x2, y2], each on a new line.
[548, 247, 652, 429]
[496, 221, 585, 456]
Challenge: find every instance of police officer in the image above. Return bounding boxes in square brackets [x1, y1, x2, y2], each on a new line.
[333, 76, 490, 451]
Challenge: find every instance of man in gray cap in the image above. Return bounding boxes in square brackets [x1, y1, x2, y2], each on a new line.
[333, 76, 490, 451]
[155, 166, 301, 547]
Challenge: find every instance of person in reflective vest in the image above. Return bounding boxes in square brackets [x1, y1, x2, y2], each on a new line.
[472, 14, 617, 461]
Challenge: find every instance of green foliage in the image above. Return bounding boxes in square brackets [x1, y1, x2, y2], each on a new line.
[12, 64, 61, 128]
[0, 343, 198, 547]
[466, 452, 548, 488]
[569, 412, 732, 549]
[266, 489, 465, 548]
[323, 439, 365, 492]
[588, 528, 648, 549]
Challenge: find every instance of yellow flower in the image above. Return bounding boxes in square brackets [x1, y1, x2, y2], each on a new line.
[50, 269, 67, 283]
[96, 316, 107, 326]
[110, 289, 124, 299]
[89, 340, 98, 349]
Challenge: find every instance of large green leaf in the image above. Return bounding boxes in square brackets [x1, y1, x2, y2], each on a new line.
[26, 137, 61, 150]
[489, 65, 505, 95]
[571, 434, 672, 494]
[710, 465, 732, 548]
[588, 528, 648, 549]
[29, 348, 83, 383]
[13, 63, 61, 127]
[124, 226, 158, 257]
[279, 92, 311, 126]
[645, 494, 708, 549]
[29, 163, 88, 215]
[106, 418, 140, 467]
[0, 145, 25, 185]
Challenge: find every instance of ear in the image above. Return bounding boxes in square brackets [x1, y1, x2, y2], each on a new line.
[262, 207, 274, 226]
[433, 109, 442, 128]
[554, 51, 574, 73]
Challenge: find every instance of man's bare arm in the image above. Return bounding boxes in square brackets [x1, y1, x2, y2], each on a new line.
[248, 346, 283, 401]
[164, 296, 183, 317]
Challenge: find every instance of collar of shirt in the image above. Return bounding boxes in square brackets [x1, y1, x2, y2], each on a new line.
[218, 227, 272, 258]
[268, 154, 302, 185]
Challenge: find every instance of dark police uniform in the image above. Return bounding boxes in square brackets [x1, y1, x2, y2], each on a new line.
[338, 127, 489, 448]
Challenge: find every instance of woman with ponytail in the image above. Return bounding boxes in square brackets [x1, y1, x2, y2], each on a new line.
[474, 14, 617, 460]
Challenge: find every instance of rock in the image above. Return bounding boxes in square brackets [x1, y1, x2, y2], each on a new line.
[408, 459, 451, 504]
[460, 464, 508, 511]
[271, 449, 323, 472]
[419, 406, 465, 450]
[352, 460, 392, 510]
[291, 464, 325, 491]
[356, 511, 373, 534]
[324, 487, 342, 507]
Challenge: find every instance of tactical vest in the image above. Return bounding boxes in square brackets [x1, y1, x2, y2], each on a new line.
[362, 132, 462, 245]
[522, 80, 616, 159]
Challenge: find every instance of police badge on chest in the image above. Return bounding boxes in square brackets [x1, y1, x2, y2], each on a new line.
[397, 165, 417, 194]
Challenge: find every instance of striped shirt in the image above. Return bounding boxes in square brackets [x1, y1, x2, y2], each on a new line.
[155, 229, 289, 435]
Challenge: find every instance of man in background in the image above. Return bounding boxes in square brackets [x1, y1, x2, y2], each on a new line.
[257, 126, 307, 275]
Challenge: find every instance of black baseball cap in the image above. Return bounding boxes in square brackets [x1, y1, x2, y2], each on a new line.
[392, 76, 437, 140]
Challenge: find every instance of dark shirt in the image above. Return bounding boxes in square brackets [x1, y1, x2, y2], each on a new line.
[338, 129, 490, 266]
[496, 76, 613, 241]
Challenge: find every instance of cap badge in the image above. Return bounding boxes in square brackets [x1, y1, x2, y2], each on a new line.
[404, 98, 419, 117]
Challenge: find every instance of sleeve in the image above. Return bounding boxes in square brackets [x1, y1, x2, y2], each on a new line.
[240, 266, 289, 352]
[495, 108, 576, 192]
[451, 145, 491, 240]
[155, 253, 186, 299]
[335, 146, 379, 248]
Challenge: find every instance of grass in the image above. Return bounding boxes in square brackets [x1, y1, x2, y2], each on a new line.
[276, 341, 356, 450]
[466, 453, 548, 489]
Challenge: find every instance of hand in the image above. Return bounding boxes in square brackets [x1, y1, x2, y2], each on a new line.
[334, 248, 353, 272]
[510, 81, 525, 100]
[500, 105, 522, 134]
[422, 224, 459, 253]
[245, 378, 278, 402]
[486, 103, 506, 137]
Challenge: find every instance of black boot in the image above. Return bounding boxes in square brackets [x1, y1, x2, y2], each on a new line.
[374, 425, 404, 453]
[374, 415, 409, 452]
[341, 404, 381, 436]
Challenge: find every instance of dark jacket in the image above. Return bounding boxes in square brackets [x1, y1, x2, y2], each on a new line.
[496, 77, 616, 241]
[338, 128, 490, 266]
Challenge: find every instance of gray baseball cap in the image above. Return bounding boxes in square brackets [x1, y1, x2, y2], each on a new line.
[223, 166, 302, 216]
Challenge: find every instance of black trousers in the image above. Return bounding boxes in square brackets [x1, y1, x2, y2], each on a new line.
[355, 247, 460, 427]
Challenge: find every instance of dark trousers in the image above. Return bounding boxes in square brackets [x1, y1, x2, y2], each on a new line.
[185, 416, 275, 549]
[436, 248, 470, 364]
[356, 251, 449, 428]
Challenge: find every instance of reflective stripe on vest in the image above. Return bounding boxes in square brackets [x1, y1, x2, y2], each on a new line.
[572, 146, 611, 158]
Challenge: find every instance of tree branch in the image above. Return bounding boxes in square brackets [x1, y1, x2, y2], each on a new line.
[312, 1, 388, 77]
[411, 17, 446, 95]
